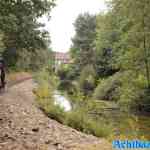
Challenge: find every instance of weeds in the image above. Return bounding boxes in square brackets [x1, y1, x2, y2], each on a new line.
[34, 70, 113, 138]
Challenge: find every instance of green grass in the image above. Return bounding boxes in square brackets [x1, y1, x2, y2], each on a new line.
[33, 70, 113, 138]
[34, 70, 150, 140]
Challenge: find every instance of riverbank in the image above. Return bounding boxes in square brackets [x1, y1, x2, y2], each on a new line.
[34, 71, 114, 138]
[34, 70, 150, 141]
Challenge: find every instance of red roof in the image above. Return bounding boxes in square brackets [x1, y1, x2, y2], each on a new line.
[53, 52, 70, 64]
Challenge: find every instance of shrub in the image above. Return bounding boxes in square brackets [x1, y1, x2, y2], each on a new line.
[34, 69, 58, 88]
[34, 80, 66, 123]
[37, 97, 66, 124]
[34, 70, 66, 123]
[93, 72, 122, 101]
[57, 65, 78, 94]
[57, 64, 76, 81]
[46, 103, 66, 124]
[57, 65, 68, 80]
[93, 71, 150, 112]
[58, 80, 70, 90]
[65, 108, 112, 137]
[34, 71, 113, 138]
[79, 65, 96, 95]
[118, 72, 149, 111]
[84, 119, 113, 137]
[65, 109, 87, 131]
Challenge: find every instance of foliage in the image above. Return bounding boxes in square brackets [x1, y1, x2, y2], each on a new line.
[35, 88, 66, 123]
[118, 71, 150, 111]
[34, 70, 65, 123]
[0, 0, 55, 70]
[34, 71, 113, 138]
[93, 70, 150, 111]
[108, 0, 150, 87]
[69, 0, 150, 111]
[79, 65, 96, 96]
[93, 72, 122, 101]
[57, 65, 70, 80]
[65, 109, 88, 132]
[57, 65, 78, 94]
[95, 14, 120, 77]
[71, 13, 96, 71]
[34, 69, 58, 88]
[33, 0, 150, 140]
[0, 32, 5, 54]
[65, 108, 112, 137]
[84, 119, 113, 138]
[35, 71, 150, 139]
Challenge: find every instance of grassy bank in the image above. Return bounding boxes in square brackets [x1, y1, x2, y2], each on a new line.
[33, 70, 114, 138]
[33, 70, 150, 140]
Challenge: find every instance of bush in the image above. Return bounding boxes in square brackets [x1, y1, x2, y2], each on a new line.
[93, 71, 150, 112]
[65, 109, 87, 131]
[118, 72, 149, 111]
[59, 64, 79, 80]
[79, 65, 96, 96]
[3, 47, 50, 71]
[57, 64, 76, 81]
[65, 108, 112, 137]
[93, 72, 122, 101]
[58, 80, 70, 90]
[57, 65, 68, 80]
[34, 79, 66, 123]
[34, 69, 58, 88]
[46, 104, 66, 124]
[34, 71, 113, 138]
[84, 119, 113, 137]
[37, 96, 66, 124]
[34, 70, 66, 123]
[57, 65, 78, 94]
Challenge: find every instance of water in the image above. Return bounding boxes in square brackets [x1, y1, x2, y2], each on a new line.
[53, 91, 72, 111]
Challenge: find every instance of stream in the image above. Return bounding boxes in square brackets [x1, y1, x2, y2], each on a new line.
[53, 90, 72, 111]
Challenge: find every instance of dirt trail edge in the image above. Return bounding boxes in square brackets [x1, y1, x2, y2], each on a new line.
[0, 79, 112, 150]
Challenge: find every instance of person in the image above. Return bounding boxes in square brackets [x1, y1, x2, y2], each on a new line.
[0, 58, 6, 89]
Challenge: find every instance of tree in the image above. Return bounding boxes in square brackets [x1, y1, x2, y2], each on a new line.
[109, 0, 150, 88]
[95, 13, 120, 77]
[71, 13, 96, 71]
[0, 32, 5, 54]
[96, 0, 150, 88]
[0, 0, 55, 69]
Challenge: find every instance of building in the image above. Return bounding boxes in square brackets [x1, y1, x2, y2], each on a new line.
[53, 51, 71, 71]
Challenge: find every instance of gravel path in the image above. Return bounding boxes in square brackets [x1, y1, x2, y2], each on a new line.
[0, 79, 112, 150]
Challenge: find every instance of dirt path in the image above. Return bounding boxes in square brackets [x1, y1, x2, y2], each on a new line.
[0, 79, 112, 150]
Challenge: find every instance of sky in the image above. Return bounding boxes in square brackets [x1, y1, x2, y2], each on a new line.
[42, 0, 107, 52]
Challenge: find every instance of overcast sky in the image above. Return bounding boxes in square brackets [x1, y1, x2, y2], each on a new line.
[42, 0, 107, 52]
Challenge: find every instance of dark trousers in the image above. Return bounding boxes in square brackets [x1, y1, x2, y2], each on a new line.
[1, 69, 5, 88]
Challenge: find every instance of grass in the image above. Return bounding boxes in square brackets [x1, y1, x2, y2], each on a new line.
[34, 70, 150, 140]
[33, 75, 66, 123]
[65, 108, 113, 137]
[34, 72, 150, 141]
[33, 70, 113, 138]
[35, 83, 112, 138]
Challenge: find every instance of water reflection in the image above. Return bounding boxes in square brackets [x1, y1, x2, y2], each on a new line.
[53, 90, 72, 111]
